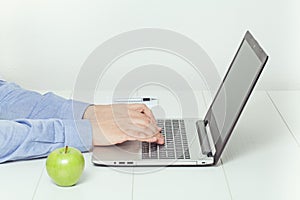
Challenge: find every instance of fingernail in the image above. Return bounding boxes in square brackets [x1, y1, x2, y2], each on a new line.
[159, 138, 164, 144]
[152, 137, 157, 142]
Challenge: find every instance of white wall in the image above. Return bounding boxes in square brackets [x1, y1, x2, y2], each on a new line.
[0, 0, 299, 92]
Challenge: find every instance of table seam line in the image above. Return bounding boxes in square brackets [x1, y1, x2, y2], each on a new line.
[220, 159, 233, 200]
[266, 91, 300, 147]
[131, 168, 135, 200]
[31, 164, 45, 200]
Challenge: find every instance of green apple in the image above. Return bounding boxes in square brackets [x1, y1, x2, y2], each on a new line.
[46, 146, 85, 187]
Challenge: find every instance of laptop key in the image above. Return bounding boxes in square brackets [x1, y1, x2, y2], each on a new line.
[142, 153, 150, 159]
[184, 150, 190, 159]
[141, 119, 190, 160]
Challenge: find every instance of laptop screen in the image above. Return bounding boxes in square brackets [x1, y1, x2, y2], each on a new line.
[204, 31, 268, 164]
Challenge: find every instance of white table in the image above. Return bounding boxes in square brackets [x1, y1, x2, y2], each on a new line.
[1, 91, 300, 200]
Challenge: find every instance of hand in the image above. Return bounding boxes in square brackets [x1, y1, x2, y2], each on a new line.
[83, 104, 164, 146]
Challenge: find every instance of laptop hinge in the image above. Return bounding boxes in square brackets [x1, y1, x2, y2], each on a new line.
[196, 120, 216, 157]
[205, 121, 217, 156]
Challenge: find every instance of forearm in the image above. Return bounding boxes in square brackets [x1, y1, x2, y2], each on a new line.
[0, 119, 92, 163]
[0, 80, 90, 120]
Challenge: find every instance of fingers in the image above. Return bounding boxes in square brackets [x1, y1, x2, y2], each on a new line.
[112, 103, 157, 126]
[92, 103, 164, 146]
[142, 132, 164, 144]
[128, 104, 156, 123]
[125, 107, 160, 134]
[122, 122, 164, 144]
[155, 132, 165, 144]
[128, 112, 159, 131]
[117, 118, 160, 139]
[121, 104, 164, 144]
[126, 132, 165, 144]
[121, 120, 159, 138]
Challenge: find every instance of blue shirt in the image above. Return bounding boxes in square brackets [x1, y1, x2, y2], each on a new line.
[0, 80, 93, 163]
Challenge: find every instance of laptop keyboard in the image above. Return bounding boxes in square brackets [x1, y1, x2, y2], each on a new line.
[142, 119, 190, 159]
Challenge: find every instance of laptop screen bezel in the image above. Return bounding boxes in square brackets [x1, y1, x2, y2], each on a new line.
[203, 31, 269, 165]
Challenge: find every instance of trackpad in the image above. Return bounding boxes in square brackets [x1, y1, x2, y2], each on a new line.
[93, 141, 141, 161]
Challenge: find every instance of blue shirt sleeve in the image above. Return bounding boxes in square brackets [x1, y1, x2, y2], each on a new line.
[0, 80, 90, 120]
[0, 118, 93, 163]
[0, 80, 93, 163]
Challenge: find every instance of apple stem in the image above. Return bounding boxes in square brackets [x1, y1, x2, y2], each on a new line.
[65, 146, 68, 154]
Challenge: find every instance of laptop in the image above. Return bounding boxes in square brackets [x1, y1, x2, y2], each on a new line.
[92, 31, 269, 166]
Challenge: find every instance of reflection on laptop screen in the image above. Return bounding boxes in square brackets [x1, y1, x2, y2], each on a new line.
[205, 31, 268, 161]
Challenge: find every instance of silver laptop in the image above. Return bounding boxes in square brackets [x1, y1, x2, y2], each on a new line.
[92, 31, 268, 166]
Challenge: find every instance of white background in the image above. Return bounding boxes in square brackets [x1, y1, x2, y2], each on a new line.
[0, 0, 299, 92]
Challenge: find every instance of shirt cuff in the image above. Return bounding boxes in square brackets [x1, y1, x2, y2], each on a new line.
[60, 99, 91, 120]
[63, 120, 93, 152]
